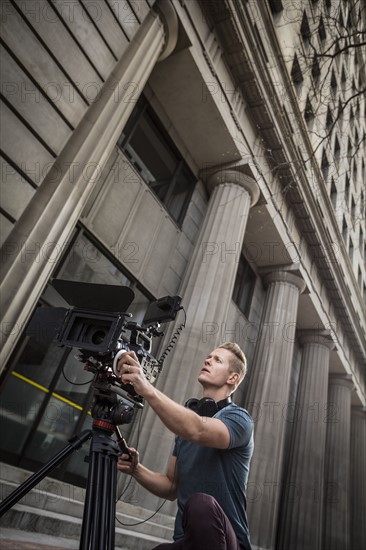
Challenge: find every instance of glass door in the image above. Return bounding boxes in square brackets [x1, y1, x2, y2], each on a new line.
[0, 228, 150, 485]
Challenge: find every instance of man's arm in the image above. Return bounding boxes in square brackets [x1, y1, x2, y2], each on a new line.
[118, 450, 178, 501]
[117, 352, 231, 449]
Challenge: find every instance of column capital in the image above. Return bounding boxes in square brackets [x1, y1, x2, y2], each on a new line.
[153, 0, 179, 61]
[329, 373, 354, 390]
[262, 267, 306, 294]
[206, 168, 260, 206]
[297, 329, 335, 350]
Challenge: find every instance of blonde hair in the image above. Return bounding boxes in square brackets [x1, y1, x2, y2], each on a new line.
[219, 342, 247, 391]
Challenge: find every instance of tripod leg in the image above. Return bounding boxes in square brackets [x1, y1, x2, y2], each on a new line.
[79, 448, 98, 550]
[98, 453, 117, 550]
[0, 430, 92, 517]
[79, 429, 120, 550]
[91, 452, 104, 549]
[107, 453, 117, 550]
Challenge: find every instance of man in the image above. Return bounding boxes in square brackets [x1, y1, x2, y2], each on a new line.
[117, 342, 254, 550]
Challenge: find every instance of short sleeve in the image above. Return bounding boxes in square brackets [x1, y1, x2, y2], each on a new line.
[218, 406, 253, 449]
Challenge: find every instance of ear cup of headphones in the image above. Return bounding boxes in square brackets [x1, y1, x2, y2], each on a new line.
[185, 397, 216, 416]
[185, 398, 199, 413]
[196, 397, 219, 417]
[185, 397, 231, 417]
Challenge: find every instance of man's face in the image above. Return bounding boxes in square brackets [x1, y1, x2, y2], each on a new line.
[197, 347, 236, 390]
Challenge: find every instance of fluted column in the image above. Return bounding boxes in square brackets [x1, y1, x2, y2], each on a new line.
[278, 331, 334, 550]
[350, 407, 366, 550]
[323, 374, 354, 550]
[0, 0, 179, 370]
[132, 168, 259, 505]
[246, 268, 306, 550]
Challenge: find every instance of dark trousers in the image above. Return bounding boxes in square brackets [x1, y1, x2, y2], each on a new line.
[152, 493, 241, 550]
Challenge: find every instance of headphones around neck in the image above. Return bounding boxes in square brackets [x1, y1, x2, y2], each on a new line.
[185, 396, 232, 417]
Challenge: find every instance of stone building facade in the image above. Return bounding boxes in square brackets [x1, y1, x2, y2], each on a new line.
[0, 1, 365, 549]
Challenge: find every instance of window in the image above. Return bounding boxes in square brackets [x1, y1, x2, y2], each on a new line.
[349, 238, 354, 262]
[304, 96, 314, 125]
[342, 217, 348, 243]
[321, 150, 330, 181]
[334, 136, 341, 163]
[300, 12, 311, 42]
[268, 0, 283, 14]
[118, 95, 196, 225]
[326, 107, 333, 128]
[232, 255, 256, 318]
[345, 175, 350, 205]
[318, 16, 326, 41]
[351, 196, 356, 222]
[291, 55, 303, 85]
[312, 55, 321, 83]
[337, 99, 344, 125]
[330, 178, 337, 208]
[341, 68, 347, 92]
[0, 230, 152, 486]
[330, 70, 337, 93]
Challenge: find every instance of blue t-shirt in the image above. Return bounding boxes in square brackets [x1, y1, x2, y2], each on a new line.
[172, 403, 254, 549]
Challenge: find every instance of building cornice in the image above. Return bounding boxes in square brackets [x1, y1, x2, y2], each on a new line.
[199, 0, 366, 370]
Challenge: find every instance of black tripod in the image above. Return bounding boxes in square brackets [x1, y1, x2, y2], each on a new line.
[0, 384, 137, 550]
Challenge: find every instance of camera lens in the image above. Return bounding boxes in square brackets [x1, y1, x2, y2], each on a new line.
[90, 329, 106, 345]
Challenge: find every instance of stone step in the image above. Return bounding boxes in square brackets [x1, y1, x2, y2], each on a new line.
[0, 463, 175, 549]
[0, 504, 170, 550]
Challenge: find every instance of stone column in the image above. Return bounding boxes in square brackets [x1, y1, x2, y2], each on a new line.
[0, 0, 179, 370]
[245, 268, 306, 550]
[278, 331, 334, 550]
[134, 168, 259, 497]
[323, 374, 353, 550]
[350, 407, 366, 550]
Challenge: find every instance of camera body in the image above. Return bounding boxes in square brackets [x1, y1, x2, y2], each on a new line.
[26, 280, 182, 407]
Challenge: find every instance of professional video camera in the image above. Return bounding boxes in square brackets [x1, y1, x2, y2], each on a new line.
[2, 280, 183, 548]
[26, 279, 182, 407]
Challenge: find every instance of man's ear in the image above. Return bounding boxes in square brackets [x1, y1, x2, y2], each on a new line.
[227, 371, 240, 387]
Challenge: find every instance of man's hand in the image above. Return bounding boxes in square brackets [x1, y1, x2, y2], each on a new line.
[117, 351, 154, 399]
[117, 446, 139, 476]
[117, 352, 230, 449]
